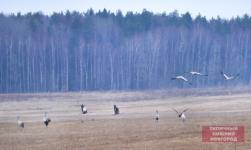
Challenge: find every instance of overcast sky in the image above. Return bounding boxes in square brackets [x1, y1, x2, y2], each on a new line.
[0, 0, 251, 19]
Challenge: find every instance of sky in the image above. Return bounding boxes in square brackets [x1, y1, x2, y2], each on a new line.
[0, 0, 251, 19]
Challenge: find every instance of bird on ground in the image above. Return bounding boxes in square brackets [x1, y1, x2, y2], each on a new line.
[43, 112, 51, 127]
[171, 76, 192, 85]
[114, 105, 119, 115]
[17, 116, 24, 128]
[155, 110, 160, 121]
[172, 108, 189, 122]
[221, 71, 239, 80]
[81, 104, 88, 114]
[185, 71, 208, 76]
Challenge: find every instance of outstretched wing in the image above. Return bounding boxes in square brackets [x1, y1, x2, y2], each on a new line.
[172, 108, 180, 115]
[180, 76, 188, 82]
[191, 71, 201, 75]
[221, 71, 229, 79]
[182, 108, 189, 113]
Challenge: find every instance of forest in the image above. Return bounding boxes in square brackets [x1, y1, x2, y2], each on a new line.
[0, 9, 251, 93]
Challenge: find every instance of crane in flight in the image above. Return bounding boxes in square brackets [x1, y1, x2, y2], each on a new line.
[171, 75, 192, 85]
[221, 71, 239, 80]
[185, 71, 208, 77]
[172, 108, 189, 122]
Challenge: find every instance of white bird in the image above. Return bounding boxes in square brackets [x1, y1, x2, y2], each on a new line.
[155, 110, 160, 121]
[221, 72, 239, 80]
[185, 71, 208, 76]
[43, 112, 51, 127]
[81, 104, 88, 114]
[17, 116, 24, 128]
[172, 108, 189, 122]
[171, 76, 192, 85]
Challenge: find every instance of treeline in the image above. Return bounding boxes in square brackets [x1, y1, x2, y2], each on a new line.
[0, 9, 251, 93]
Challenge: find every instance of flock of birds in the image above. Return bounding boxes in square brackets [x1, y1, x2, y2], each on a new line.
[80, 104, 188, 123]
[16, 104, 120, 128]
[171, 71, 239, 85]
[16, 70, 240, 128]
[16, 104, 188, 128]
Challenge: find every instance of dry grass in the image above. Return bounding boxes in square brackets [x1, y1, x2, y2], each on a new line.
[0, 89, 251, 150]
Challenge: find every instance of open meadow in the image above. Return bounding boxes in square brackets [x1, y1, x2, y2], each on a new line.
[1, 88, 251, 150]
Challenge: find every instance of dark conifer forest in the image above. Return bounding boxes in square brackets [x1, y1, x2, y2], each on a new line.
[0, 9, 251, 93]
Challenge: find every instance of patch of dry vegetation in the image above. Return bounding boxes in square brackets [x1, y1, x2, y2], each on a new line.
[0, 89, 251, 149]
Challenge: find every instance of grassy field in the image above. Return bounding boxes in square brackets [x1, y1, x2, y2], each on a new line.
[0, 88, 251, 150]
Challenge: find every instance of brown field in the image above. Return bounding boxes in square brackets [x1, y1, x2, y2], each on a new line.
[0, 88, 251, 150]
